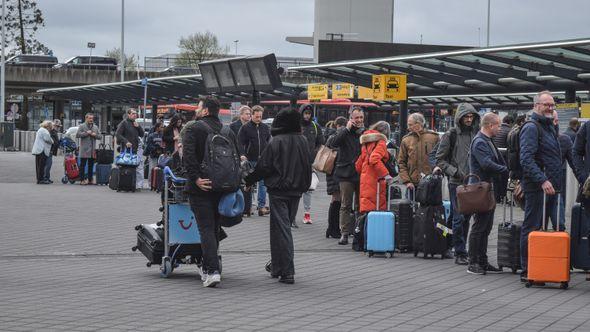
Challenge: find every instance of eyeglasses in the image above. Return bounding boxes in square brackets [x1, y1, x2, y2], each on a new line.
[536, 102, 556, 108]
[463, 114, 475, 119]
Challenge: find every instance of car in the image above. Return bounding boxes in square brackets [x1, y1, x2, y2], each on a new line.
[6, 54, 58, 68]
[262, 118, 274, 125]
[54, 56, 118, 70]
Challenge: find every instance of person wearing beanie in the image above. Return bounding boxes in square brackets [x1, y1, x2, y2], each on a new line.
[245, 109, 312, 285]
[299, 104, 324, 225]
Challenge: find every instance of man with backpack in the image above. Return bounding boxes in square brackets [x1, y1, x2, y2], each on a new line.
[300, 104, 324, 224]
[518, 91, 562, 282]
[183, 96, 242, 288]
[245, 109, 312, 284]
[435, 103, 480, 265]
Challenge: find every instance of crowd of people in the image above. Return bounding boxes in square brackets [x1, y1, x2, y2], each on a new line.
[31, 89, 590, 288]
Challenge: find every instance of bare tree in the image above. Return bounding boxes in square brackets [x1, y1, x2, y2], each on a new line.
[105, 47, 137, 68]
[2, 0, 51, 55]
[177, 31, 228, 68]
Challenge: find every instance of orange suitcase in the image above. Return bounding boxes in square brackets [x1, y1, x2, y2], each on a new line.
[526, 193, 570, 289]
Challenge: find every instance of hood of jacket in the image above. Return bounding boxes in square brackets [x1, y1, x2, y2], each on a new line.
[360, 130, 387, 145]
[454, 103, 480, 134]
[271, 109, 302, 136]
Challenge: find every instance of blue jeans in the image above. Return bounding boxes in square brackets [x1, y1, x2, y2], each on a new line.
[250, 161, 267, 208]
[521, 191, 558, 270]
[449, 183, 471, 257]
[43, 155, 53, 181]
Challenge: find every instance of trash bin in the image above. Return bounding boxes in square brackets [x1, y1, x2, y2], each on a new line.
[0, 122, 15, 151]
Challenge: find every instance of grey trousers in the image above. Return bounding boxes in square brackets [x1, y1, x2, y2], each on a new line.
[339, 181, 359, 235]
[269, 194, 300, 277]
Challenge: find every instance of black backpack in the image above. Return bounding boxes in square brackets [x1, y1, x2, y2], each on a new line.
[506, 120, 542, 179]
[428, 128, 456, 167]
[200, 122, 241, 193]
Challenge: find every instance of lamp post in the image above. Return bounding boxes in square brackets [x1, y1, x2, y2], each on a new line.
[1, 0, 6, 122]
[486, 0, 491, 47]
[234, 40, 239, 56]
[87, 42, 95, 69]
[121, 0, 125, 81]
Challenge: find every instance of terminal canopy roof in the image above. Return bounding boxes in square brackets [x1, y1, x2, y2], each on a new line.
[38, 74, 302, 105]
[288, 38, 590, 97]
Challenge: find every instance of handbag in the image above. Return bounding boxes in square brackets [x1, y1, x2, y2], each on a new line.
[309, 172, 319, 191]
[312, 145, 337, 174]
[415, 174, 443, 206]
[115, 147, 140, 167]
[96, 144, 114, 165]
[456, 174, 496, 214]
[218, 190, 244, 227]
[384, 154, 399, 178]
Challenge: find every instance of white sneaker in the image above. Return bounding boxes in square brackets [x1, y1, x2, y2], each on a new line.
[202, 271, 221, 288]
[196, 264, 204, 280]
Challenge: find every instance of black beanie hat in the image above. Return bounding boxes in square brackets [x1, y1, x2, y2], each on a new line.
[271, 109, 302, 136]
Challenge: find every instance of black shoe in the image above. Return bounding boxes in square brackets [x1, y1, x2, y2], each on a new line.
[338, 234, 348, 245]
[520, 270, 528, 282]
[48, 179, 54, 184]
[483, 263, 502, 274]
[265, 260, 272, 273]
[467, 264, 486, 275]
[278, 275, 294, 284]
[455, 256, 469, 265]
[443, 250, 454, 259]
[291, 221, 299, 229]
[326, 229, 341, 239]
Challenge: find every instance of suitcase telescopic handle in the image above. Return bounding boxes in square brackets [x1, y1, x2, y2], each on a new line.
[375, 180, 390, 212]
[542, 192, 561, 232]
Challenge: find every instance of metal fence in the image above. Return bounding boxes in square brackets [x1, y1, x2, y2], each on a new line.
[12, 130, 115, 155]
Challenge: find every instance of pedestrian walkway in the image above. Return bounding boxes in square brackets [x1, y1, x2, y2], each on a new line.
[1, 151, 590, 331]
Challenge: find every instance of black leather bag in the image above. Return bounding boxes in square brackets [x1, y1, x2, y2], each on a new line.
[96, 144, 114, 165]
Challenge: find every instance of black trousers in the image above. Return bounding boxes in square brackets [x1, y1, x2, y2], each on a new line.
[269, 194, 300, 277]
[468, 209, 495, 266]
[35, 153, 47, 183]
[80, 158, 95, 181]
[189, 193, 222, 274]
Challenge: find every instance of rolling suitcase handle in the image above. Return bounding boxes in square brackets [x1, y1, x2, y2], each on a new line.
[375, 180, 392, 212]
[541, 192, 561, 232]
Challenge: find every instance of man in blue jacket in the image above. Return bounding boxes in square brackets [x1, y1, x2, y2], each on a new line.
[467, 112, 508, 275]
[519, 91, 562, 282]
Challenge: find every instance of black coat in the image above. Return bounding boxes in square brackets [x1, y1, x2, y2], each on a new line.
[49, 129, 60, 156]
[115, 119, 144, 152]
[238, 121, 271, 162]
[301, 120, 324, 160]
[325, 134, 340, 195]
[330, 126, 363, 182]
[182, 116, 241, 196]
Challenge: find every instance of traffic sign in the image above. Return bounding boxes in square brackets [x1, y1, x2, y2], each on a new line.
[372, 74, 407, 101]
[87, 42, 96, 48]
[307, 84, 328, 101]
[332, 83, 354, 99]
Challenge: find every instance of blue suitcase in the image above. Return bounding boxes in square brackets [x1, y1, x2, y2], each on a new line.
[571, 203, 590, 271]
[95, 164, 111, 185]
[365, 183, 395, 258]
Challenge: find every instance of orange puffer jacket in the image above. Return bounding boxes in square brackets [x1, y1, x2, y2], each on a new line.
[355, 130, 390, 213]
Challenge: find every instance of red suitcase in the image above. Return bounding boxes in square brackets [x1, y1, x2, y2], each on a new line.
[64, 155, 79, 180]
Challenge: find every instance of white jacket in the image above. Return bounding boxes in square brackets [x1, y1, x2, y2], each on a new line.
[31, 127, 54, 156]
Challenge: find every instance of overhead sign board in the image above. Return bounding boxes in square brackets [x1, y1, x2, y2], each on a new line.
[372, 74, 407, 101]
[358, 86, 373, 100]
[332, 83, 354, 99]
[556, 103, 579, 132]
[307, 84, 328, 101]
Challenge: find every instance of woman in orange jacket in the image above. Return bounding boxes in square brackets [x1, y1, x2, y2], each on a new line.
[355, 121, 393, 213]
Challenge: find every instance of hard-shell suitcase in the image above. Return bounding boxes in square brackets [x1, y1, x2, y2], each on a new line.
[526, 193, 570, 289]
[413, 205, 449, 259]
[391, 197, 413, 253]
[497, 194, 522, 274]
[570, 203, 590, 271]
[117, 166, 136, 192]
[150, 167, 164, 192]
[64, 154, 79, 180]
[365, 182, 395, 258]
[133, 223, 202, 266]
[108, 167, 119, 190]
[95, 164, 111, 185]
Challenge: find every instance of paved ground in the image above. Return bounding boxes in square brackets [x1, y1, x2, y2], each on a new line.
[1, 151, 590, 332]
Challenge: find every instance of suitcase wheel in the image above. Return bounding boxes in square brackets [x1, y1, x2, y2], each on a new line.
[69, 180, 75, 184]
[385, 252, 393, 258]
[160, 257, 173, 278]
[511, 268, 518, 274]
[368, 251, 374, 258]
[61, 176, 68, 184]
[560, 282, 569, 290]
[525, 281, 532, 288]
[413, 251, 418, 257]
[131, 246, 137, 252]
[146, 262, 152, 267]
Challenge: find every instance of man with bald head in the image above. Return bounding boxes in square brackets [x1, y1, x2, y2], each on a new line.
[466, 112, 508, 275]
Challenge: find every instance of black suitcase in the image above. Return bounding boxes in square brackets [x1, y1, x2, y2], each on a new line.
[133, 223, 203, 266]
[415, 174, 443, 206]
[391, 198, 413, 253]
[108, 167, 119, 191]
[352, 213, 367, 252]
[497, 195, 522, 274]
[571, 203, 590, 271]
[117, 166, 136, 192]
[95, 164, 111, 185]
[413, 205, 448, 258]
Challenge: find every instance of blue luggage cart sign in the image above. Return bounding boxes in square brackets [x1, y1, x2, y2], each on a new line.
[168, 204, 201, 245]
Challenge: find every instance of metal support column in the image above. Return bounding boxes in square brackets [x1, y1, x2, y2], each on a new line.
[565, 88, 576, 103]
[399, 100, 408, 139]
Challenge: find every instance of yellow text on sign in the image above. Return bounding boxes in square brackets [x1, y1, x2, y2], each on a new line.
[307, 84, 329, 101]
[332, 83, 354, 99]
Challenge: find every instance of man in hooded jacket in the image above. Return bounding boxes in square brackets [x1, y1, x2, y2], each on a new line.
[245, 109, 312, 285]
[436, 103, 480, 266]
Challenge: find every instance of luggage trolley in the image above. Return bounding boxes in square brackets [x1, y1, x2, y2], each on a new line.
[159, 166, 202, 278]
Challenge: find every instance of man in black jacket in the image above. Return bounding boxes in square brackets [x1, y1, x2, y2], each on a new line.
[182, 96, 241, 288]
[230, 105, 251, 136]
[331, 107, 365, 245]
[245, 109, 312, 284]
[115, 108, 144, 153]
[238, 105, 272, 216]
[300, 104, 324, 224]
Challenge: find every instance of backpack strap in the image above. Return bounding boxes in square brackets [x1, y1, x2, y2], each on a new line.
[449, 127, 457, 153]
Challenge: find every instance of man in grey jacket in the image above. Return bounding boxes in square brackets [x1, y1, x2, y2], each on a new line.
[76, 113, 102, 185]
[435, 103, 480, 265]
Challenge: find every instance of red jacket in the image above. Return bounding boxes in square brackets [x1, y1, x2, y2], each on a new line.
[355, 130, 390, 213]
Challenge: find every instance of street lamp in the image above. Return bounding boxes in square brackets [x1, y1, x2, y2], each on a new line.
[121, 0, 125, 81]
[87, 42, 96, 69]
[1, 0, 5, 122]
[234, 40, 239, 56]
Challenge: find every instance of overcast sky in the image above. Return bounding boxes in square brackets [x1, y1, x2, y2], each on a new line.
[35, 0, 590, 64]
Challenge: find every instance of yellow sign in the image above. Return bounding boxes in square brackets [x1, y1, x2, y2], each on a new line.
[372, 74, 407, 101]
[307, 84, 328, 101]
[581, 103, 590, 118]
[358, 86, 373, 100]
[556, 103, 579, 110]
[332, 83, 354, 99]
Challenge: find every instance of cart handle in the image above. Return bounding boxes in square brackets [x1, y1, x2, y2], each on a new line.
[163, 166, 187, 184]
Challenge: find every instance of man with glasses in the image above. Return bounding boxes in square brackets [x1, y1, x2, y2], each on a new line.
[519, 90, 562, 282]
